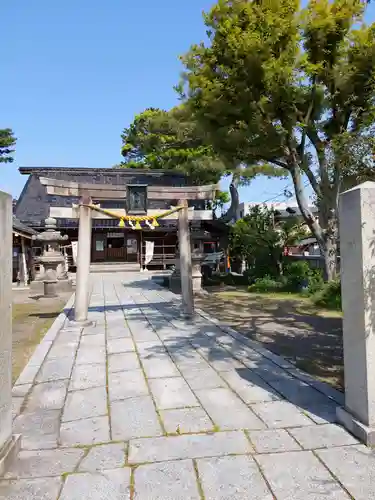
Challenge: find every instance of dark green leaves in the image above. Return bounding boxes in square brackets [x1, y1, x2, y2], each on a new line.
[0, 129, 16, 163]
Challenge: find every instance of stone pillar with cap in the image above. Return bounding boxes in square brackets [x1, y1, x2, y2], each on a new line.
[0, 191, 21, 474]
[337, 181, 375, 445]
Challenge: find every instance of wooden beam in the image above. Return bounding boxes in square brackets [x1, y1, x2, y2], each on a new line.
[13, 230, 34, 240]
[39, 177, 218, 201]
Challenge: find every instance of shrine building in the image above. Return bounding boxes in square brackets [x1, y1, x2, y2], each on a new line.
[14, 167, 222, 269]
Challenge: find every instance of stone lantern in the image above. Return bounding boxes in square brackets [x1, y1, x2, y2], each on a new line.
[31, 218, 71, 297]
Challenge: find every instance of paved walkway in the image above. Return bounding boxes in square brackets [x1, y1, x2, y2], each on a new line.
[2, 274, 375, 499]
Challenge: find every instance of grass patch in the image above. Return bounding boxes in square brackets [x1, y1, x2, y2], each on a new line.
[12, 293, 69, 383]
[218, 290, 342, 318]
[195, 288, 344, 390]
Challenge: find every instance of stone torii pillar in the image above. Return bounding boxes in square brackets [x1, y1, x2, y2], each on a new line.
[74, 195, 93, 325]
[178, 199, 194, 317]
[337, 181, 375, 445]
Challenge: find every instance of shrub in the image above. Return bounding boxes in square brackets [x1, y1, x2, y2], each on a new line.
[311, 279, 342, 310]
[307, 269, 324, 295]
[248, 275, 285, 293]
[284, 260, 311, 291]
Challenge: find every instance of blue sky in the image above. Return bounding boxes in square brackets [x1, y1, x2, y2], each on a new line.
[1, 1, 374, 203]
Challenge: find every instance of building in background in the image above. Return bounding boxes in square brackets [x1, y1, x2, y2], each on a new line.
[15, 167, 222, 270]
[237, 201, 318, 221]
[12, 217, 37, 284]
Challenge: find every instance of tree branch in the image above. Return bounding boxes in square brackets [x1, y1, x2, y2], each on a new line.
[286, 137, 324, 247]
[300, 163, 322, 197]
[269, 159, 289, 169]
[289, 162, 324, 244]
[306, 126, 330, 187]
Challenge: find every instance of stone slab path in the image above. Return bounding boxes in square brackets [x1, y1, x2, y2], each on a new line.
[2, 273, 375, 499]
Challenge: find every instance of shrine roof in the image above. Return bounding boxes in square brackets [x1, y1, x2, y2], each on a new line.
[18, 166, 189, 189]
[13, 216, 37, 236]
[19, 166, 186, 177]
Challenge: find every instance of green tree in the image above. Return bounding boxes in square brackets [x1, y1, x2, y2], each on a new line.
[333, 128, 375, 190]
[180, 0, 375, 280]
[212, 190, 230, 217]
[0, 128, 16, 163]
[230, 205, 308, 278]
[120, 106, 226, 185]
[119, 105, 285, 218]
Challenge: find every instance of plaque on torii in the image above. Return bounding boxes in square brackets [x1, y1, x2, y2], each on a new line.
[39, 177, 218, 323]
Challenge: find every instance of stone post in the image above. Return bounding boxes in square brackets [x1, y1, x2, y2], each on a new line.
[337, 181, 375, 445]
[0, 191, 21, 474]
[191, 249, 203, 292]
[190, 232, 204, 293]
[74, 198, 93, 325]
[178, 200, 194, 317]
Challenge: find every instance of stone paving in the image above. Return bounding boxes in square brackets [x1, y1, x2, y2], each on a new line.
[2, 273, 375, 499]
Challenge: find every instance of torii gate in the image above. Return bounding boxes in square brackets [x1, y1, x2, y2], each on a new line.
[39, 177, 218, 322]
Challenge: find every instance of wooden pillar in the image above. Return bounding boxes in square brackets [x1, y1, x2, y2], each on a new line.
[178, 200, 194, 317]
[74, 197, 93, 324]
[140, 231, 144, 271]
[20, 236, 28, 287]
[162, 237, 166, 270]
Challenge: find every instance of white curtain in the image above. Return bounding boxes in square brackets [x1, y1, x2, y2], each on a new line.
[144, 241, 155, 265]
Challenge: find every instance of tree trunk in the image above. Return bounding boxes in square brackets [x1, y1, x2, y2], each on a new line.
[220, 173, 240, 223]
[317, 177, 339, 282]
[289, 163, 339, 281]
[322, 236, 337, 281]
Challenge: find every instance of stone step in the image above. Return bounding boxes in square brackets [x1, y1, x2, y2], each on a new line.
[89, 263, 141, 273]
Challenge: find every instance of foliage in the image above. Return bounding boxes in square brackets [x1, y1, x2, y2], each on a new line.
[120, 106, 226, 185]
[119, 104, 286, 195]
[332, 129, 375, 190]
[248, 276, 285, 293]
[210, 190, 230, 217]
[284, 261, 311, 291]
[180, 0, 375, 280]
[0, 128, 16, 163]
[229, 204, 308, 278]
[230, 206, 281, 278]
[283, 261, 325, 293]
[307, 269, 325, 295]
[311, 279, 342, 309]
[247, 268, 341, 309]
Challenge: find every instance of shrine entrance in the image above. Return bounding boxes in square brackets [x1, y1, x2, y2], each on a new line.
[92, 231, 139, 263]
[39, 176, 218, 320]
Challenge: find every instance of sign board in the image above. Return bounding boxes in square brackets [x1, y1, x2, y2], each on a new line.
[95, 240, 104, 251]
[127, 238, 138, 254]
[107, 232, 124, 238]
